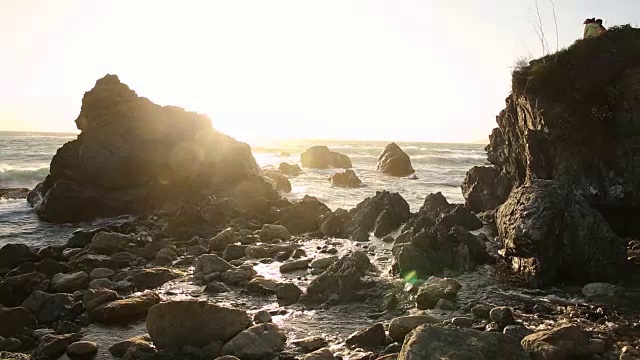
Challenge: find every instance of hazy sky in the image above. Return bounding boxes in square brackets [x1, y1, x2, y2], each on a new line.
[1, 1, 639, 143]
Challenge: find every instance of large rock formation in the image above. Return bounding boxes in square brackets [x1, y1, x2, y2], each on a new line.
[28, 74, 271, 222]
[461, 166, 512, 212]
[377, 143, 415, 177]
[300, 146, 352, 169]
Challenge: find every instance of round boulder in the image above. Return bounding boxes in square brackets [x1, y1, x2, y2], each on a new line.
[377, 143, 414, 177]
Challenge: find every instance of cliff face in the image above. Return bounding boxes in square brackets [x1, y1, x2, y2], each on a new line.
[29, 75, 267, 222]
[478, 26, 640, 236]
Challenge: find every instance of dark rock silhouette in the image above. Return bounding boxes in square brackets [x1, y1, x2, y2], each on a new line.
[28, 75, 271, 223]
[377, 143, 414, 177]
[461, 166, 512, 212]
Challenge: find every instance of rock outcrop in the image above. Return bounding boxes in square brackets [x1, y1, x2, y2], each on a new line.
[329, 169, 363, 188]
[28, 74, 269, 223]
[461, 166, 512, 212]
[263, 169, 292, 193]
[343, 191, 410, 239]
[301, 146, 352, 169]
[377, 143, 415, 177]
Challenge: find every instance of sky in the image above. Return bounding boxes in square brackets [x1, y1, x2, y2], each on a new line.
[1, 1, 639, 143]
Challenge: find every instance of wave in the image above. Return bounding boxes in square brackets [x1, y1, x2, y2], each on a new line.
[0, 166, 49, 188]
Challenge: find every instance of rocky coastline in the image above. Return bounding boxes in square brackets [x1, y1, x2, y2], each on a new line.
[2, 26, 640, 360]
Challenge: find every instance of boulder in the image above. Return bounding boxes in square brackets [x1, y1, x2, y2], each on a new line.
[419, 192, 454, 221]
[521, 325, 591, 359]
[209, 228, 237, 252]
[89, 231, 137, 255]
[397, 324, 528, 359]
[260, 224, 292, 242]
[0, 272, 48, 306]
[90, 267, 115, 279]
[221, 266, 256, 285]
[68, 253, 118, 273]
[279, 259, 310, 273]
[292, 336, 328, 352]
[195, 254, 232, 275]
[279, 162, 302, 176]
[498, 180, 626, 286]
[304, 251, 371, 303]
[0, 352, 32, 360]
[51, 271, 89, 293]
[33, 333, 83, 360]
[246, 244, 296, 259]
[461, 166, 512, 212]
[490, 307, 514, 326]
[222, 323, 287, 360]
[275, 283, 303, 306]
[90, 291, 160, 324]
[329, 169, 363, 188]
[0, 244, 40, 271]
[346, 323, 386, 349]
[111, 267, 182, 290]
[263, 169, 292, 193]
[223, 244, 248, 261]
[83, 289, 119, 313]
[301, 146, 352, 169]
[278, 196, 331, 234]
[416, 277, 462, 310]
[146, 301, 251, 350]
[22, 291, 78, 324]
[582, 282, 621, 300]
[28, 74, 262, 223]
[66, 341, 98, 356]
[303, 348, 334, 360]
[66, 228, 107, 248]
[0, 307, 37, 337]
[436, 205, 483, 231]
[377, 143, 414, 177]
[35, 258, 68, 276]
[108, 335, 152, 358]
[344, 191, 411, 239]
[388, 315, 438, 342]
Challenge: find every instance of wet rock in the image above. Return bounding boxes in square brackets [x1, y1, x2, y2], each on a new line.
[280, 259, 310, 273]
[0, 244, 40, 271]
[210, 228, 237, 252]
[222, 244, 247, 261]
[112, 267, 182, 290]
[490, 306, 514, 326]
[278, 195, 331, 234]
[451, 317, 475, 327]
[68, 253, 118, 273]
[246, 244, 295, 259]
[498, 180, 626, 286]
[195, 254, 232, 275]
[66, 228, 106, 249]
[83, 288, 118, 312]
[461, 166, 512, 212]
[0, 307, 37, 337]
[275, 283, 303, 306]
[264, 169, 292, 193]
[388, 315, 438, 342]
[221, 266, 256, 285]
[22, 291, 77, 324]
[67, 340, 98, 356]
[246, 277, 280, 295]
[89, 232, 137, 255]
[330, 169, 364, 188]
[55, 321, 82, 335]
[292, 336, 328, 352]
[51, 271, 89, 293]
[503, 325, 533, 342]
[253, 311, 272, 324]
[416, 277, 461, 310]
[377, 143, 415, 177]
[89, 267, 115, 279]
[397, 324, 528, 359]
[204, 282, 229, 294]
[279, 162, 302, 176]
[0, 188, 29, 200]
[90, 291, 160, 324]
[346, 323, 386, 349]
[304, 251, 371, 303]
[310, 256, 338, 269]
[33, 333, 83, 360]
[303, 348, 334, 360]
[260, 224, 292, 242]
[147, 301, 251, 350]
[345, 191, 410, 240]
[0, 272, 48, 306]
[436, 205, 483, 231]
[109, 335, 152, 358]
[35, 258, 68, 276]
[301, 146, 352, 169]
[582, 282, 621, 300]
[521, 325, 591, 359]
[222, 323, 287, 360]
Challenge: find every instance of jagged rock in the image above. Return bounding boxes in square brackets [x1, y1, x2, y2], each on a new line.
[89, 232, 137, 255]
[346, 323, 386, 349]
[90, 291, 160, 324]
[28, 74, 262, 223]
[304, 251, 371, 303]
[301, 146, 352, 169]
[263, 169, 292, 193]
[67, 341, 98, 356]
[34, 333, 83, 360]
[462, 166, 512, 212]
[209, 228, 236, 252]
[318, 209, 349, 237]
[521, 325, 591, 359]
[0, 244, 40, 271]
[329, 169, 363, 188]
[51, 271, 89, 293]
[222, 323, 287, 360]
[498, 180, 626, 286]
[279, 162, 302, 176]
[260, 224, 292, 242]
[0, 272, 48, 306]
[111, 267, 182, 290]
[22, 291, 78, 324]
[419, 192, 453, 221]
[0, 307, 37, 337]
[278, 196, 331, 234]
[436, 205, 483, 231]
[377, 143, 415, 177]
[146, 301, 251, 350]
[448, 226, 493, 266]
[397, 324, 528, 359]
[345, 191, 410, 239]
[416, 277, 462, 310]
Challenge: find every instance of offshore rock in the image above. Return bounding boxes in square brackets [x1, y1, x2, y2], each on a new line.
[329, 169, 364, 188]
[263, 169, 292, 193]
[301, 146, 352, 169]
[377, 143, 415, 177]
[28, 74, 263, 223]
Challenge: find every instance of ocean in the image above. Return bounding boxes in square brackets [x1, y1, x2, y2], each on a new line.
[0, 131, 488, 248]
